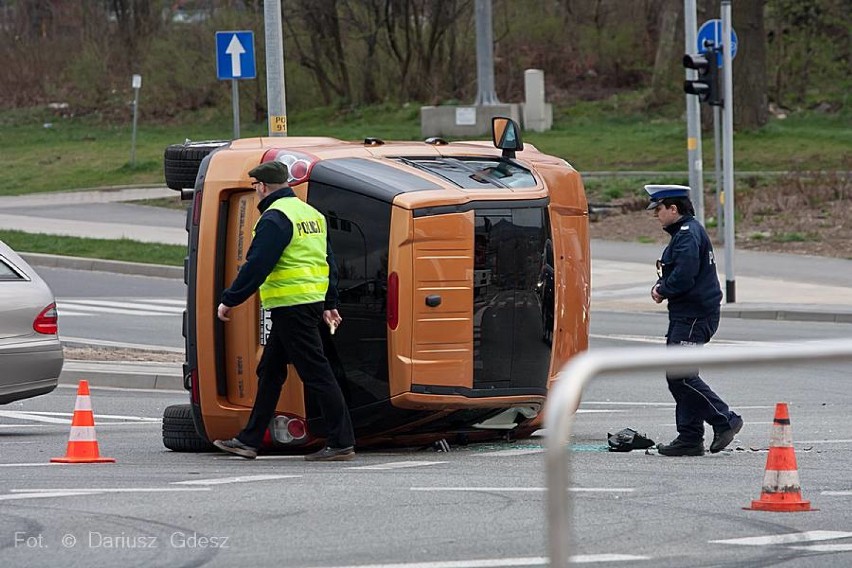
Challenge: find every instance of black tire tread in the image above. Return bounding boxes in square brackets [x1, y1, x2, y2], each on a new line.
[162, 404, 215, 452]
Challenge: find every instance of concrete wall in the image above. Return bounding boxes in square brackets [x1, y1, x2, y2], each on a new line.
[420, 104, 521, 138]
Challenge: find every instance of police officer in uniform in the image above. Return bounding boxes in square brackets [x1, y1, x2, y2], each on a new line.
[213, 160, 355, 461]
[646, 185, 743, 456]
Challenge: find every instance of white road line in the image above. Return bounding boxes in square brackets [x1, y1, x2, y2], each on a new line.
[482, 449, 544, 457]
[22, 411, 160, 422]
[799, 439, 852, 444]
[63, 299, 184, 313]
[0, 463, 56, 468]
[57, 303, 177, 316]
[350, 461, 446, 470]
[172, 475, 300, 486]
[711, 531, 852, 546]
[56, 384, 185, 395]
[0, 411, 71, 424]
[0, 491, 98, 501]
[11, 488, 211, 494]
[581, 401, 675, 407]
[789, 544, 852, 552]
[309, 554, 649, 568]
[576, 409, 626, 414]
[411, 487, 634, 493]
[821, 490, 852, 496]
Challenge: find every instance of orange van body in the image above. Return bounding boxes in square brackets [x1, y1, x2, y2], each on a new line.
[181, 131, 589, 449]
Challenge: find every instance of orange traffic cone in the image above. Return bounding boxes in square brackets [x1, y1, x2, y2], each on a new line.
[51, 380, 115, 464]
[746, 403, 811, 512]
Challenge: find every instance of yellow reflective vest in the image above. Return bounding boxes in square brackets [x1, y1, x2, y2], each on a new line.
[256, 198, 329, 309]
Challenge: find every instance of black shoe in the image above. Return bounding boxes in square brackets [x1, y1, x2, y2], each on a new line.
[304, 446, 355, 462]
[657, 438, 704, 456]
[213, 437, 258, 459]
[710, 414, 744, 453]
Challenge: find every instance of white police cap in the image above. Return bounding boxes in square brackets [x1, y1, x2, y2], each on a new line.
[644, 184, 691, 210]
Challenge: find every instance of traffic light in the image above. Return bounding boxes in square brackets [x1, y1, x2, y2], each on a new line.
[683, 48, 721, 106]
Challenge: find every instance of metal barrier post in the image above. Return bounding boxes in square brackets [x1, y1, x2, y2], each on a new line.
[544, 339, 852, 567]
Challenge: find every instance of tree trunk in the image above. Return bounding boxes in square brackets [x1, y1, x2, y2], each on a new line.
[650, 1, 682, 105]
[732, 0, 768, 129]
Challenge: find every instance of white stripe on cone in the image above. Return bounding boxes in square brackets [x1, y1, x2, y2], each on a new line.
[74, 397, 92, 412]
[762, 469, 802, 493]
[68, 427, 98, 442]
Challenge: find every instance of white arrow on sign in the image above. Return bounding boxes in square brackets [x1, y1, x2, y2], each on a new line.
[225, 34, 245, 77]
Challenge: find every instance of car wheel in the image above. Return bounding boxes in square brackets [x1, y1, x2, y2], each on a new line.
[162, 403, 215, 452]
[163, 140, 229, 190]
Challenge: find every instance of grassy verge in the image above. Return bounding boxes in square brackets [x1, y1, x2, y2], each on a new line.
[0, 102, 848, 196]
[0, 230, 185, 266]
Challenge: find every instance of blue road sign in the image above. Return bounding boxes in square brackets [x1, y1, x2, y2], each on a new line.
[697, 19, 738, 68]
[216, 31, 256, 80]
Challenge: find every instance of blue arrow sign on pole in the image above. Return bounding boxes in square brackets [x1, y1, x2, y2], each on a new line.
[216, 31, 256, 80]
[697, 19, 738, 68]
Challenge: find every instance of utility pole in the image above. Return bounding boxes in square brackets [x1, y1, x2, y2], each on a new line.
[721, 0, 736, 302]
[474, 0, 499, 105]
[683, 0, 705, 225]
[264, 0, 287, 136]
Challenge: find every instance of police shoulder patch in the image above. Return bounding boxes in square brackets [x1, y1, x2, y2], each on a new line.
[680, 225, 690, 231]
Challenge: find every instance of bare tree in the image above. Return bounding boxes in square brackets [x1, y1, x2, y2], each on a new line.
[650, 1, 683, 105]
[732, 0, 768, 128]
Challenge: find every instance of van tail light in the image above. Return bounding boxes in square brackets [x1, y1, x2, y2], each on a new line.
[271, 415, 308, 444]
[191, 189, 203, 226]
[33, 303, 58, 335]
[189, 368, 200, 404]
[261, 149, 318, 186]
[387, 272, 399, 330]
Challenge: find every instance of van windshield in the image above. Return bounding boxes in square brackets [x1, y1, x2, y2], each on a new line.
[394, 157, 536, 189]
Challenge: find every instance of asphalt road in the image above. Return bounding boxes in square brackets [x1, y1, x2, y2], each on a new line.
[1, 316, 851, 567]
[39, 267, 185, 349]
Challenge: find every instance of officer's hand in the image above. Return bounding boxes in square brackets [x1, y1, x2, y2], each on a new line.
[650, 285, 664, 304]
[323, 309, 342, 334]
[217, 303, 232, 322]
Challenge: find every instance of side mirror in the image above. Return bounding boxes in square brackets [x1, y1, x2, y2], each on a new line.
[491, 117, 523, 159]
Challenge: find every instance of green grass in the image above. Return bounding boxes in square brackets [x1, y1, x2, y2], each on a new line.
[0, 230, 185, 266]
[1, 102, 849, 197]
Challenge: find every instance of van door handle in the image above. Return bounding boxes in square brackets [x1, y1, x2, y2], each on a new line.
[425, 295, 442, 307]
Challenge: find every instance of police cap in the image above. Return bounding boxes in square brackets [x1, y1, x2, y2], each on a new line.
[249, 161, 289, 184]
[645, 184, 691, 210]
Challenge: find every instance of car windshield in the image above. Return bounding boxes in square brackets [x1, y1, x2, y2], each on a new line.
[394, 157, 536, 189]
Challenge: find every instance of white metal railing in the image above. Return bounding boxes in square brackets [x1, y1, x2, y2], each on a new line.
[544, 338, 852, 567]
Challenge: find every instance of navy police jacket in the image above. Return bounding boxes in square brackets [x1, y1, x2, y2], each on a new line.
[656, 215, 722, 317]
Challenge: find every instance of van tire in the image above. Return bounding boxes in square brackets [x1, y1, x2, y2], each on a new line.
[163, 140, 229, 190]
[162, 404, 215, 452]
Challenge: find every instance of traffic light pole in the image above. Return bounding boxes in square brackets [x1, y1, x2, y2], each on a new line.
[684, 0, 705, 225]
[721, 0, 736, 302]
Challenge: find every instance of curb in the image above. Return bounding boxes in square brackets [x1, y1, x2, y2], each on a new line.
[59, 361, 184, 391]
[723, 309, 852, 325]
[22, 252, 183, 279]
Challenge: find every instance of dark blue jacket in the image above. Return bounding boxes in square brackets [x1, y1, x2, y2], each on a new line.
[221, 187, 340, 310]
[656, 215, 722, 317]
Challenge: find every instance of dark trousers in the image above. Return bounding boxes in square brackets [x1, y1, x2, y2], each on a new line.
[237, 302, 355, 449]
[665, 314, 734, 444]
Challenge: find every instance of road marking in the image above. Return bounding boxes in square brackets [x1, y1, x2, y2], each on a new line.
[57, 384, 186, 395]
[789, 544, 852, 552]
[576, 409, 626, 414]
[411, 487, 634, 493]
[0, 411, 70, 424]
[799, 439, 852, 444]
[57, 298, 184, 317]
[350, 461, 446, 470]
[711, 531, 852, 546]
[822, 490, 852, 496]
[309, 554, 649, 567]
[482, 448, 544, 457]
[0, 463, 55, 468]
[2, 487, 210, 501]
[172, 475, 300, 486]
[11, 488, 211, 494]
[0, 491, 98, 501]
[22, 411, 160, 422]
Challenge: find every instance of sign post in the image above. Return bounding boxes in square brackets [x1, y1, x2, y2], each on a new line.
[129, 74, 142, 166]
[216, 31, 256, 140]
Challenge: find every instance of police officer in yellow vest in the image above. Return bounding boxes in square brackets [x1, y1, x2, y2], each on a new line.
[213, 160, 355, 462]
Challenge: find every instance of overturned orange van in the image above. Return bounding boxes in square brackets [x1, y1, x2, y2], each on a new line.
[162, 118, 589, 452]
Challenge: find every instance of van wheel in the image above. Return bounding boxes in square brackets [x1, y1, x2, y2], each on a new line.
[163, 140, 229, 190]
[162, 404, 215, 452]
